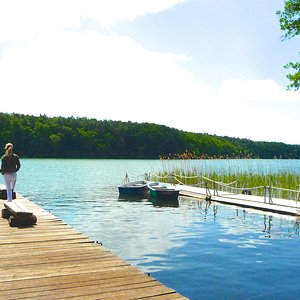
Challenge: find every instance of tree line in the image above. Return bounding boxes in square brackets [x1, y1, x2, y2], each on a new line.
[0, 113, 299, 159]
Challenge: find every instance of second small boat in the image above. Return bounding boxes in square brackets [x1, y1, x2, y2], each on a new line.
[147, 182, 180, 206]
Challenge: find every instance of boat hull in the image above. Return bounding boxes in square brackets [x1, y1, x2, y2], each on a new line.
[149, 189, 179, 201]
[148, 182, 179, 207]
[118, 181, 149, 198]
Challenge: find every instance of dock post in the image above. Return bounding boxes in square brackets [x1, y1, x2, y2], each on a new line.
[264, 186, 267, 203]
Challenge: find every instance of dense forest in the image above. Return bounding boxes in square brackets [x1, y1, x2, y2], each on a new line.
[0, 113, 300, 159]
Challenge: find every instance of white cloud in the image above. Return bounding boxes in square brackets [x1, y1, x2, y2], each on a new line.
[0, 29, 195, 117]
[0, 0, 187, 42]
[204, 79, 300, 144]
[0, 1, 80, 41]
[82, 0, 187, 28]
[219, 79, 299, 104]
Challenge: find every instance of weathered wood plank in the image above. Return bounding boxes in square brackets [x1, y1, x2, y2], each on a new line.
[4, 201, 32, 214]
[0, 197, 188, 299]
[0, 275, 155, 298]
[0, 245, 111, 260]
[2, 281, 173, 300]
[0, 267, 142, 290]
[0, 252, 119, 268]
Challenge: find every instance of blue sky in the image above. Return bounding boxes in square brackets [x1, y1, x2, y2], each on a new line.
[116, 0, 298, 86]
[0, 0, 299, 144]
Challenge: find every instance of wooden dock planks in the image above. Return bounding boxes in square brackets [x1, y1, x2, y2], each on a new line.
[0, 196, 188, 300]
[179, 185, 300, 216]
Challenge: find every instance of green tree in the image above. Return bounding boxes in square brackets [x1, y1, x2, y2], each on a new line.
[1, 112, 300, 158]
[277, 0, 300, 90]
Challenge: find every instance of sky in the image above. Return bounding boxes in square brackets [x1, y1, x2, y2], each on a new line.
[0, 0, 300, 145]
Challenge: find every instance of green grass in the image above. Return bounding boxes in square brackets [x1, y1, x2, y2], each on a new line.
[155, 157, 300, 200]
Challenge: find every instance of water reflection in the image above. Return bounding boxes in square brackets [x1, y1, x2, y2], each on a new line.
[118, 195, 148, 202]
[180, 196, 300, 240]
[118, 193, 180, 208]
[149, 197, 179, 208]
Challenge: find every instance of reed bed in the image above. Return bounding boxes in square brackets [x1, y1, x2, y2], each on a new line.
[156, 153, 300, 199]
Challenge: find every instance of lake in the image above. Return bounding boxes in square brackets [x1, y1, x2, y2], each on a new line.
[9, 159, 300, 299]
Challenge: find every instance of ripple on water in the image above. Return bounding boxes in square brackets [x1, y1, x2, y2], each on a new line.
[15, 159, 300, 300]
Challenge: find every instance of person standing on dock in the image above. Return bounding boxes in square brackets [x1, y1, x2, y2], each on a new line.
[0, 143, 21, 201]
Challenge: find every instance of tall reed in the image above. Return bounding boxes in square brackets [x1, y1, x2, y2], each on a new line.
[157, 153, 300, 192]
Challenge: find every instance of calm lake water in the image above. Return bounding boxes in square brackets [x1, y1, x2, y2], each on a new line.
[9, 159, 300, 299]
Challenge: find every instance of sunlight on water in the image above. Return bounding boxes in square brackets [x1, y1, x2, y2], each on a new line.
[11, 159, 300, 300]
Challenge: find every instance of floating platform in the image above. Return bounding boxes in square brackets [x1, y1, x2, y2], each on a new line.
[0, 192, 187, 299]
[178, 184, 300, 216]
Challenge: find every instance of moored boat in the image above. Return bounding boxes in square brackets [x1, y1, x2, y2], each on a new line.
[118, 173, 149, 199]
[147, 182, 180, 206]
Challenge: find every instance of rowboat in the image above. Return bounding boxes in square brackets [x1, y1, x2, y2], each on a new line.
[118, 180, 149, 198]
[147, 182, 180, 206]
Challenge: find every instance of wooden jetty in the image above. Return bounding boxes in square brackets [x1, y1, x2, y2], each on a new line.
[0, 194, 187, 300]
[151, 173, 300, 216]
[179, 184, 300, 216]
